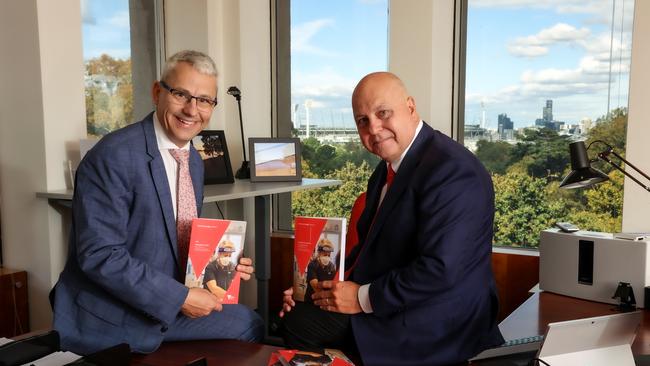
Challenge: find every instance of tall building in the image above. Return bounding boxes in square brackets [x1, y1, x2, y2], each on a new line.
[497, 113, 514, 140]
[543, 100, 553, 122]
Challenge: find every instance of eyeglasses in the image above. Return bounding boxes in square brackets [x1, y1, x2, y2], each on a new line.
[159, 81, 218, 110]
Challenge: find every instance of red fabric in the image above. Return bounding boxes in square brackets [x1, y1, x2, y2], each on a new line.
[345, 192, 366, 258]
[386, 162, 395, 188]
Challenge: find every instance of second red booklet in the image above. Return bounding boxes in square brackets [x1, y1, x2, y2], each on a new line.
[293, 217, 346, 302]
[184, 218, 246, 304]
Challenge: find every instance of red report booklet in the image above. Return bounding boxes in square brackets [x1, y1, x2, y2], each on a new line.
[184, 218, 246, 304]
[292, 217, 346, 302]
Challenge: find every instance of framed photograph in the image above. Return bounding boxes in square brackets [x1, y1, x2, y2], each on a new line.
[192, 130, 234, 184]
[249, 137, 302, 182]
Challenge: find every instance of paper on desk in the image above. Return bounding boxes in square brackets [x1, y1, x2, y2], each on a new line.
[20, 351, 81, 366]
[0, 337, 14, 346]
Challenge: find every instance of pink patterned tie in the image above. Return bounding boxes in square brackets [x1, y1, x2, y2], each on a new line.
[170, 149, 197, 274]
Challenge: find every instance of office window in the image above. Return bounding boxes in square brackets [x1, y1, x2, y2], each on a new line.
[287, 0, 387, 223]
[81, 0, 162, 137]
[463, 0, 634, 248]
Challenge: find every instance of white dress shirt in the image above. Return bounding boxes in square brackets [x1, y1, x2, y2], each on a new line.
[357, 120, 424, 313]
[153, 114, 191, 220]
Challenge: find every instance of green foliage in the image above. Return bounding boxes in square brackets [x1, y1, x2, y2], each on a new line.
[475, 140, 513, 174]
[509, 128, 572, 179]
[485, 110, 628, 247]
[292, 160, 372, 221]
[493, 172, 566, 247]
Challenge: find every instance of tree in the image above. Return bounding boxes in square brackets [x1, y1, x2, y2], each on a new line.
[475, 140, 514, 174]
[292, 161, 372, 221]
[509, 128, 571, 179]
[85, 54, 133, 137]
[493, 171, 566, 247]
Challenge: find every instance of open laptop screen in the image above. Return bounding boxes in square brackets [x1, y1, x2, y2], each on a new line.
[538, 311, 641, 366]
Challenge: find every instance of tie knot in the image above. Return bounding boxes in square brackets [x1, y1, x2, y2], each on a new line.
[169, 149, 190, 165]
[386, 163, 395, 187]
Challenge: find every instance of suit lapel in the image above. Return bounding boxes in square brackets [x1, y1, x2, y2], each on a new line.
[143, 116, 180, 265]
[361, 124, 435, 253]
[189, 146, 203, 213]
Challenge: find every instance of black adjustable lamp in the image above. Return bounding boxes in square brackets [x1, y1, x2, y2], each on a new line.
[560, 140, 650, 192]
[227, 86, 250, 179]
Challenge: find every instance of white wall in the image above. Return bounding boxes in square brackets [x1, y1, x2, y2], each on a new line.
[0, 0, 86, 329]
[389, 0, 456, 136]
[622, 0, 650, 232]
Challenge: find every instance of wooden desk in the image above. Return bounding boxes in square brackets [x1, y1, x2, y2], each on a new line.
[499, 291, 650, 355]
[131, 339, 282, 366]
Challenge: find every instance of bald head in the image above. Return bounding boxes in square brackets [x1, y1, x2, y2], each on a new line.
[352, 72, 420, 162]
[352, 72, 407, 102]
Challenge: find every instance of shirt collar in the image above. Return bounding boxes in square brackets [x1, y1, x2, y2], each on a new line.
[153, 113, 191, 150]
[389, 120, 423, 172]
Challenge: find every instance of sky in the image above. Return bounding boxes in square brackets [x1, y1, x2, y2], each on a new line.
[81, 0, 131, 60]
[291, 0, 634, 130]
[81, 0, 635, 130]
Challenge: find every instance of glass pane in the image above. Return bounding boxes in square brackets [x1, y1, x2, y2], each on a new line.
[290, 0, 388, 222]
[81, 0, 133, 137]
[463, 0, 635, 248]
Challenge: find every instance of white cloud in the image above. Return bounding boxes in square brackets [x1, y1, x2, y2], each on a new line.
[507, 44, 548, 58]
[508, 23, 590, 58]
[291, 19, 336, 56]
[472, 0, 609, 15]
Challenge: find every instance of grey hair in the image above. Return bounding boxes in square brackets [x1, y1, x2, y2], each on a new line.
[160, 50, 218, 81]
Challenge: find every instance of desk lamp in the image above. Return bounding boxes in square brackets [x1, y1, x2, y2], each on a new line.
[560, 140, 650, 192]
[227, 86, 250, 179]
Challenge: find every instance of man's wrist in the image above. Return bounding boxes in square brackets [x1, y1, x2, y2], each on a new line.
[357, 284, 373, 313]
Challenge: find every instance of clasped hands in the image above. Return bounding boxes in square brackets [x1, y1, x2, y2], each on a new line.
[279, 280, 363, 317]
[181, 257, 255, 318]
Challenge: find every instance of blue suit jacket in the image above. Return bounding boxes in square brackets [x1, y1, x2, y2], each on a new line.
[348, 123, 504, 365]
[52, 113, 204, 354]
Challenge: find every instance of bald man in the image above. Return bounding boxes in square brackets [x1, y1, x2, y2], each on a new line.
[281, 72, 503, 365]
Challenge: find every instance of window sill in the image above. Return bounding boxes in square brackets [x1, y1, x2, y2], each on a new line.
[492, 246, 539, 257]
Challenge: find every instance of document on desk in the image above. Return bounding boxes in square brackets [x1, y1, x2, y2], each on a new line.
[0, 337, 14, 346]
[19, 351, 81, 366]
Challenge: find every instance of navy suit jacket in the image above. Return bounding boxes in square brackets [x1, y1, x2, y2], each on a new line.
[52, 113, 204, 354]
[348, 123, 504, 365]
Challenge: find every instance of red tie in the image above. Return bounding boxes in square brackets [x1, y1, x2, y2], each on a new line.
[170, 149, 197, 274]
[386, 163, 395, 189]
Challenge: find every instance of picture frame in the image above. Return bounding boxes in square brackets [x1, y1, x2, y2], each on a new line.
[192, 130, 234, 184]
[249, 137, 302, 182]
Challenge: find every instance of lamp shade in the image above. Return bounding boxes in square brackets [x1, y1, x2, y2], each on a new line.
[559, 141, 609, 189]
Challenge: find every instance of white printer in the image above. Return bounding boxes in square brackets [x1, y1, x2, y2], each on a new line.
[540, 229, 650, 307]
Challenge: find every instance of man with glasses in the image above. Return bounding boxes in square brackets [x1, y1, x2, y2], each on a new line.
[51, 50, 263, 355]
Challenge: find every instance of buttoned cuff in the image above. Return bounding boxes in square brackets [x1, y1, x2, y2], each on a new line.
[358, 284, 373, 313]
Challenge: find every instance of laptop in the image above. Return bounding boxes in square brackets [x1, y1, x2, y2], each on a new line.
[470, 311, 641, 365]
[537, 311, 641, 366]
